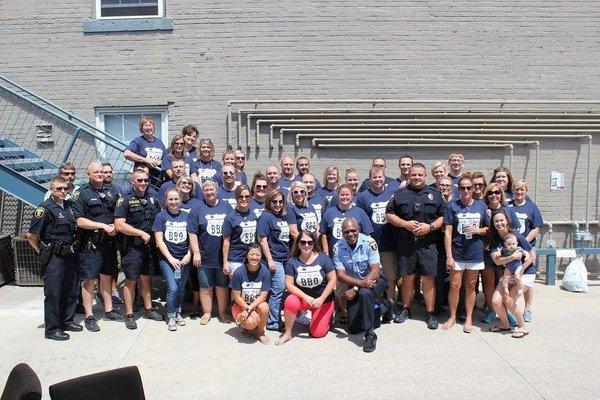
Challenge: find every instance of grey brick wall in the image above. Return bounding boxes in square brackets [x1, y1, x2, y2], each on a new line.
[1, 1, 599, 258]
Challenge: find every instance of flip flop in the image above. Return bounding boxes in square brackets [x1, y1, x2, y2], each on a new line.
[463, 326, 473, 334]
[511, 330, 530, 339]
[489, 324, 512, 332]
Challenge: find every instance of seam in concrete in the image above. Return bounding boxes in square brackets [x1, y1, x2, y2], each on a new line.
[118, 318, 147, 367]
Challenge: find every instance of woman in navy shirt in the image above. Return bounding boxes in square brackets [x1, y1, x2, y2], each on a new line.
[192, 139, 222, 184]
[124, 116, 167, 186]
[320, 184, 373, 255]
[257, 189, 292, 331]
[162, 134, 194, 179]
[249, 173, 268, 219]
[276, 230, 337, 345]
[153, 189, 191, 331]
[287, 181, 320, 240]
[303, 173, 328, 223]
[318, 165, 340, 203]
[176, 175, 201, 214]
[229, 243, 271, 344]
[442, 176, 490, 333]
[222, 185, 258, 277]
[489, 210, 536, 338]
[511, 179, 543, 322]
[490, 166, 515, 204]
[188, 180, 233, 325]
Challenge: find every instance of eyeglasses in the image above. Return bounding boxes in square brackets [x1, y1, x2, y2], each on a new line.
[255, 184, 267, 189]
[135, 178, 149, 183]
[54, 187, 68, 191]
[299, 240, 314, 246]
[61, 171, 75, 176]
[223, 172, 235, 176]
[342, 229, 358, 234]
[459, 186, 473, 191]
[487, 190, 502, 196]
[237, 195, 251, 199]
[271, 200, 284, 204]
[292, 190, 306, 195]
[236, 156, 246, 160]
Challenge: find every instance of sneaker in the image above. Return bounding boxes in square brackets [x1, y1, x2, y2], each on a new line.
[393, 307, 411, 324]
[84, 316, 100, 332]
[125, 314, 137, 330]
[483, 310, 496, 324]
[167, 317, 177, 331]
[381, 300, 396, 324]
[296, 311, 311, 326]
[144, 309, 164, 321]
[426, 312, 439, 330]
[111, 290, 124, 305]
[104, 309, 125, 321]
[363, 332, 377, 353]
[507, 313, 518, 327]
[523, 309, 533, 322]
[175, 314, 186, 326]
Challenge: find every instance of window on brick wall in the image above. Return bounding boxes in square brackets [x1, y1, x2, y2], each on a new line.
[96, 0, 165, 19]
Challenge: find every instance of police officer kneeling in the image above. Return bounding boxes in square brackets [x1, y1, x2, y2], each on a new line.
[28, 177, 82, 340]
[115, 168, 163, 330]
[333, 218, 388, 353]
[72, 161, 125, 332]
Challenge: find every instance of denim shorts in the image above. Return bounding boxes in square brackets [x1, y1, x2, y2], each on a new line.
[197, 266, 229, 289]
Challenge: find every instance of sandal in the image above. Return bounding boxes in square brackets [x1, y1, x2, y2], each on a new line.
[199, 314, 211, 325]
[511, 329, 530, 339]
[489, 324, 512, 332]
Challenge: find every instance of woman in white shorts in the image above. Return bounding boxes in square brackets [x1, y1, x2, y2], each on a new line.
[442, 175, 490, 333]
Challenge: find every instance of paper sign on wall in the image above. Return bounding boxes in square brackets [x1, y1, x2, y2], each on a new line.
[550, 171, 565, 191]
[555, 249, 577, 258]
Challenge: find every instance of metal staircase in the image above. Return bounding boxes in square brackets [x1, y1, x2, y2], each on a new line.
[0, 75, 135, 208]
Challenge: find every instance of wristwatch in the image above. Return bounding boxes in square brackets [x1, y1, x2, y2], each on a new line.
[429, 223, 436, 232]
[353, 286, 359, 292]
[245, 307, 251, 313]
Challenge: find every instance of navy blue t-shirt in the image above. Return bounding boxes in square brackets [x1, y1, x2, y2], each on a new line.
[229, 265, 271, 304]
[218, 186, 237, 209]
[249, 198, 265, 219]
[355, 186, 396, 251]
[286, 203, 320, 233]
[320, 205, 374, 251]
[491, 231, 536, 274]
[160, 154, 194, 176]
[187, 199, 233, 268]
[152, 209, 190, 259]
[317, 186, 337, 203]
[193, 159, 222, 183]
[488, 205, 522, 233]
[256, 211, 292, 262]
[127, 135, 167, 163]
[510, 200, 543, 245]
[157, 180, 202, 206]
[443, 199, 490, 263]
[307, 192, 329, 223]
[284, 253, 335, 301]
[179, 197, 201, 214]
[222, 208, 258, 263]
[280, 175, 301, 195]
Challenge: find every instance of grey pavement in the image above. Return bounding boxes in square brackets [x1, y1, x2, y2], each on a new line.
[0, 280, 599, 399]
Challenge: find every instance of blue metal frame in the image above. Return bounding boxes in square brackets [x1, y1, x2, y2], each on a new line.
[537, 248, 600, 285]
[0, 163, 45, 205]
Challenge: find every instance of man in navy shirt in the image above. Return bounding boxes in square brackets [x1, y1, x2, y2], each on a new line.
[296, 156, 322, 190]
[358, 157, 395, 193]
[279, 155, 300, 194]
[266, 165, 282, 192]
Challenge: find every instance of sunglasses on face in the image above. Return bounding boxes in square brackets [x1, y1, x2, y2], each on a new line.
[236, 156, 246, 160]
[54, 187, 68, 191]
[136, 178, 149, 183]
[237, 195, 251, 199]
[271, 200, 284, 204]
[62, 171, 75, 176]
[487, 190, 502, 196]
[459, 186, 473, 191]
[223, 172, 235, 176]
[299, 240, 314, 246]
[292, 190, 306, 195]
[255, 184, 267, 189]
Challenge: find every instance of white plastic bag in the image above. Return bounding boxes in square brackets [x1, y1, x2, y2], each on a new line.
[561, 258, 588, 293]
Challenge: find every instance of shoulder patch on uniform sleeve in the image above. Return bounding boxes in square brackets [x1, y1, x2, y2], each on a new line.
[34, 207, 45, 218]
[116, 197, 124, 207]
[72, 190, 80, 201]
[369, 240, 378, 251]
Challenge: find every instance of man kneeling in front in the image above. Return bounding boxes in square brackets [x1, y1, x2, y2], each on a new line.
[333, 218, 388, 353]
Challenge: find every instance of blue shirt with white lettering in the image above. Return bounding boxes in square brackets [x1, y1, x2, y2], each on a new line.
[152, 209, 190, 259]
[355, 186, 396, 251]
[187, 199, 233, 268]
[286, 203, 320, 233]
[218, 186, 238, 209]
[222, 208, 258, 263]
[317, 186, 337, 203]
[229, 265, 271, 304]
[249, 198, 265, 219]
[307, 192, 329, 223]
[256, 211, 292, 262]
[280, 175, 301, 194]
[510, 200, 543, 245]
[491, 231, 536, 274]
[127, 135, 167, 163]
[160, 154, 194, 176]
[320, 205, 374, 252]
[285, 253, 335, 301]
[443, 199, 489, 263]
[193, 159, 222, 183]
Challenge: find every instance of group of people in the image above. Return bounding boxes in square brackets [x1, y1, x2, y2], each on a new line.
[27, 116, 544, 352]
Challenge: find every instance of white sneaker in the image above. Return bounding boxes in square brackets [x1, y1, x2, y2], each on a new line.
[176, 314, 186, 326]
[296, 311, 312, 326]
[167, 317, 177, 331]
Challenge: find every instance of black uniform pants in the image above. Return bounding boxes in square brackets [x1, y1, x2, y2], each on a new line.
[44, 254, 78, 333]
[347, 275, 389, 335]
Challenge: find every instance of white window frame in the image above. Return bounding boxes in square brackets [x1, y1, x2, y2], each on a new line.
[95, 0, 165, 20]
[94, 106, 169, 161]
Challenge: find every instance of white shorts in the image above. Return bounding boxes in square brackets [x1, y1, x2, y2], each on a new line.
[227, 261, 244, 275]
[499, 274, 535, 288]
[452, 261, 485, 271]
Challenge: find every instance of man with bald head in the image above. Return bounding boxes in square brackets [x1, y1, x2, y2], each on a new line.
[333, 218, 388, 353]
[266, 165, 282, 192]
[279, 155, 300, 194]
[72, 161, 124, 332]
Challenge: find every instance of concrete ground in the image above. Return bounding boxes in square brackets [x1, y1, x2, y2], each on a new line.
[0, 279, 598, 400]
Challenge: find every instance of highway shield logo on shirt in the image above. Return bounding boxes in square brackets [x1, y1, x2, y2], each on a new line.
[240, 220, 257, 244]
[206, 213, 227, 237]
[277, 221, 290, 242]
[165, 221, 187, 244]
[515, 212, 527, 234]
[144, 147, 163, 161]
[457, 212, 481, 237]
[300, 212, 318, 232]
[296, 265, 323, 288]
[241, 281, 262, 303]
[333, 217, 345, 239]
[370, 201, 388, 225]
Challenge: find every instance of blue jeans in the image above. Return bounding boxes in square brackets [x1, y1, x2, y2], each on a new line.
[159, 259, 190, 318]
[267, 261, 285, 329]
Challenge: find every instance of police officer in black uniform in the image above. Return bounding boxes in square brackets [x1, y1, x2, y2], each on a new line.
[385, 162, 445, 330]
[114, 168, 163, 330]
[72, 161, 125, 332]
[28, 176, 82, 340]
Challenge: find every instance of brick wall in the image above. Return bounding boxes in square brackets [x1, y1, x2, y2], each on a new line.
[1, 1, 599, 257]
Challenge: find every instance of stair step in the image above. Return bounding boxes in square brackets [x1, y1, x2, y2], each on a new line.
[1, 157, 47, 171]
[21, 168, 58, 183]
[0, 146, 29, 159]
